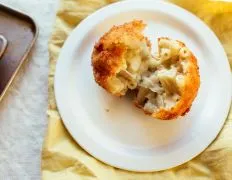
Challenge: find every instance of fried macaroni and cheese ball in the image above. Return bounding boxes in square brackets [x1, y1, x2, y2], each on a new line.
[92, 21, 200, 120]
[92, 20, 152, 96]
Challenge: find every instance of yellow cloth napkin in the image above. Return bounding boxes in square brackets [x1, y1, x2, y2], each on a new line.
[42, 0, 232, 179]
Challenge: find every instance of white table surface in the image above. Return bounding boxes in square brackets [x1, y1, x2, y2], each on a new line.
[0, 0, 58, 179]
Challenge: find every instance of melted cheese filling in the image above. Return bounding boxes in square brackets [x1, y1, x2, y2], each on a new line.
[115, 38, 190, 113]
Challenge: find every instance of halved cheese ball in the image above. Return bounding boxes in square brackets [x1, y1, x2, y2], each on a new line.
[135, 38, 200, 120]
[91, 20, 152, 96]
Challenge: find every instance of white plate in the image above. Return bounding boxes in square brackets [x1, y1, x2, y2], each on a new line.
[55, 0, 232, 172]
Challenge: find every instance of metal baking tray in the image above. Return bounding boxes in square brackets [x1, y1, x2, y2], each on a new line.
[0, 3, 38, 101]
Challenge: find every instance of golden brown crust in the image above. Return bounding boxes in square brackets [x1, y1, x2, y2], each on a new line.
[150, 38, 200, 120]
[92, 45, 126, 95]
[91, 20, 150, 95]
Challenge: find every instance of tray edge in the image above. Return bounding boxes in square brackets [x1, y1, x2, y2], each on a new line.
[0, 3, 39, 102]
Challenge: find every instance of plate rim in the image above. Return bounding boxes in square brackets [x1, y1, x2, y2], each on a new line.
[54, 0, 232, 172]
